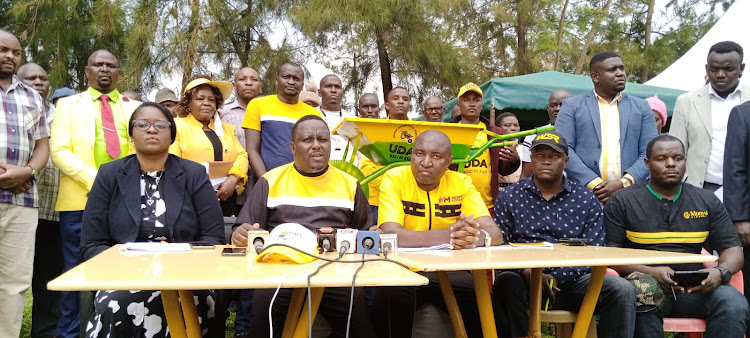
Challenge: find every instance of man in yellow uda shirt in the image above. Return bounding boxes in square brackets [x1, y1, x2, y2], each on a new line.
[452, 82, 519, 210]
[372, 130, 502, 337]
[359, 86, 411, 224]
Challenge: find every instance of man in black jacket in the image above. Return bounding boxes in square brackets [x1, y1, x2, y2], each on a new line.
[723, 100, 750, 332]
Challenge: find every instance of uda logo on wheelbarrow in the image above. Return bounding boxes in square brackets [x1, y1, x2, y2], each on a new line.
[393, 125, 418, 143]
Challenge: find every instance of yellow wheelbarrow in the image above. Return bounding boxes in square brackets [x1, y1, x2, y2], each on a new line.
[330, 117, 555, 198]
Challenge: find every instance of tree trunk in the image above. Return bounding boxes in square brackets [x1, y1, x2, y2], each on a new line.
[574, 0, 614, 74]
[640, 0, 655, 82]
[553, 0, 570, 71]
[240, 0, 253, 66]
[375, 26, 392, 99]
[515, 0, 530, 75]
[182, 0, 200, 86]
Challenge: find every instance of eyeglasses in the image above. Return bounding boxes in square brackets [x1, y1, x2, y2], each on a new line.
[132, 120, 171, 131]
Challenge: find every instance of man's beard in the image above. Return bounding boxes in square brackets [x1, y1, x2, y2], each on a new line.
[97, 80, 113, 90]
[535, 174, 562, 186]
[308, 164, 327, 173]
[0, 68, 14, 79]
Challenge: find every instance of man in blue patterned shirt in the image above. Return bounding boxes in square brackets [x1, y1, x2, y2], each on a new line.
[491, 130, 635, 338]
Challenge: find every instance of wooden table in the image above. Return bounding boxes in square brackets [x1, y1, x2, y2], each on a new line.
[48, 245, 428, 338]
[391, 244, 716, 338]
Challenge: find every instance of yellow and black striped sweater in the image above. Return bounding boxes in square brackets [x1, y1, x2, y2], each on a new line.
[236, 163, 372, 232]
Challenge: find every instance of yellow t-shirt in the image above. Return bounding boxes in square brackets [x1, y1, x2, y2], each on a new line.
[360, 157, 383, 206]
[462, 131, 493, 208]
[378, 166, 489, 231]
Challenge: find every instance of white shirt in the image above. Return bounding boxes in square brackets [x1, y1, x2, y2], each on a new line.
[520, 124, 552, 163]
[705, 85, 743, 185]
[595, 91, 623, 182]
[319, 108, 356, 162]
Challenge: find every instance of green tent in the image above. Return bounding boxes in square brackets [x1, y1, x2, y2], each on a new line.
[439, 70, 686, 130]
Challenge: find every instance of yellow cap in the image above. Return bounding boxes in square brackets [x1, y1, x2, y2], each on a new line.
[457, 82, 483, 98]
[255, 223, 318, 264]
[183, 78, 233, 101]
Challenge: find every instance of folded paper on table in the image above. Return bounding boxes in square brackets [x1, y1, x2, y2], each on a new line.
[509, 241, 554, 248]
[399, 243, 454, 252]
[120, 242, 191, 252]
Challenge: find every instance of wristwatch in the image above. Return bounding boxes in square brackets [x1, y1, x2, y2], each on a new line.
[479, 229, 491, 247]
[620, 176, 634, 188]
[27, 166, 39, 181]
[715, 266, 732, 284]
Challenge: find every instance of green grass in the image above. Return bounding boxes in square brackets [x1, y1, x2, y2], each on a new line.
[21, 291, 32, 337]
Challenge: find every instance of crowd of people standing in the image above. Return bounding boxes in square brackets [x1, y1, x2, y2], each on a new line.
[2, 24, 750, 338]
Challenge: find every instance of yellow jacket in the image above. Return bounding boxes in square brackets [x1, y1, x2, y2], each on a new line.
[50, 89, 139, 211]
[170, 114, 249, 192]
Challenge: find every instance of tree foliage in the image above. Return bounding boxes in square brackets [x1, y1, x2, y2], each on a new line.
[0, 0, 735, 104]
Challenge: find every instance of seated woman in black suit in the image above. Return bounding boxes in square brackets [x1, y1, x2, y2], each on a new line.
[80, 102, 225, 338]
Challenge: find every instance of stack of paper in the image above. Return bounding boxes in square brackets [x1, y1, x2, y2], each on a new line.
[509, 241, 554, 248]
[120, 242, 191, 252]
[399, 243, 454, 252]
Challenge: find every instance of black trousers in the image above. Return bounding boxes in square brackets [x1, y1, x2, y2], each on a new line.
[249, 287, 376, 338]
[492, 271, 636, 338]
[743, 244, 750, 335]
[31, 219, 63, 338]
[370, 271, 482, 338]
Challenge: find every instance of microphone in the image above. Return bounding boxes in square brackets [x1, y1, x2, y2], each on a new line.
[356, 231, 380, 254]
[336, 228, 358, 257]
[380, 233, 398, 256]
[247, 230, 270, 254]
[317, 227, 336, 253]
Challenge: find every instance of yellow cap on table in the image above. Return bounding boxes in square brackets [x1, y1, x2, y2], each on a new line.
[256, 223, 318, 264]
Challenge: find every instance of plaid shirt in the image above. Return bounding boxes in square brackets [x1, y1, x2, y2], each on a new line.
[217, 100, 247, 149]
[0, 75, 50, 207]
[37, 101, 59, 220]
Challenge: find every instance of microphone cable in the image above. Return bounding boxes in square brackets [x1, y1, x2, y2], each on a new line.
[337, 240, 350, 259]
[268, 267, 298, 338]
[258, 243, 413, 337]
[306, 246, 337, 338]
[345, 252, 367, 337]
[382, 241, 394, 260]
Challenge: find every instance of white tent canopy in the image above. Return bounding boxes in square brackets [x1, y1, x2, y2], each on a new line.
[646, 0, 750, 91]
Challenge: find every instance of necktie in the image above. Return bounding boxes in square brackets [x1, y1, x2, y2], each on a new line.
[100, 94, 121, 158]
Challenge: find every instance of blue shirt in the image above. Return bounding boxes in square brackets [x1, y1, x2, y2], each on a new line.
[493, 176, 604, 288]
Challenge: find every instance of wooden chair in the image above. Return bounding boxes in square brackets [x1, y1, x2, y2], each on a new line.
[540, 310, 597, 338]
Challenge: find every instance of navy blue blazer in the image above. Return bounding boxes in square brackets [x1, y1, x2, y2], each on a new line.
[724, 101, 750, 223]
[81, 154, 225, 260]
[555, 91, 658, 185]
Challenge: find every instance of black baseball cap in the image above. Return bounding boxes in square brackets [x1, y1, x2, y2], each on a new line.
[530, 130, 568, 154]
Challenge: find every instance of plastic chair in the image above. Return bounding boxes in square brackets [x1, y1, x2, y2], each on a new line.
[539, 268, 620, 338]
[662, 249, 744, 338]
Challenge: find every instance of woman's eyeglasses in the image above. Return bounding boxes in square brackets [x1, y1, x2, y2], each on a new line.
[132, 120, 171, 131]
